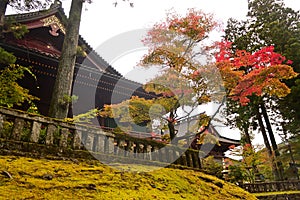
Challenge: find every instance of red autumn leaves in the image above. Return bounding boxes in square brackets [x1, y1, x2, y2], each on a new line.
[168, 9, 217, 40]
[214, 41, 298, 105]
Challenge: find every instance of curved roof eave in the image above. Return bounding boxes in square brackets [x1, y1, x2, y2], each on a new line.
[5, 1, 122, 77]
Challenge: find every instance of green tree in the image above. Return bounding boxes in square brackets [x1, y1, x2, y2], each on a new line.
[223, 0, 300, 180]
[227, 144, 274, 183]
[0, 1, 44, 109]
[225, 0, 300, 134]
[99, 96, 158, 132]
[100, 9, 224, 143]
[0, 47, 38, 108]
[140, 9, 223, 141]
[201, 156, 223, 179]
[216, 41, 297, 180]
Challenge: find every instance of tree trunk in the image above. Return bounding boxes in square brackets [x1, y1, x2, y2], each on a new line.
[260, 103, 284, 180]
[168, 110, 176, 141]
[0, 0, 9, 38]
[48, 0, 83, 118]
[256, 107, 280, 180]
[256, 110, 272, 156]
[244, 125, 252, 146]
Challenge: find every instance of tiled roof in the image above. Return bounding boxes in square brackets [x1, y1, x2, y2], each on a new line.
[5, 2, 64, 22]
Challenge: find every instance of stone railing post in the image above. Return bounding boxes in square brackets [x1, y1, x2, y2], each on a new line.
[191, 151, 200, 169]
[159, 147, 166, 162]
[59, 128, 69, 148]
[165, 146, 173, 163]
[0, 114, 4, 138]
[186, 151, 194, 167]
[173, 150, 181, 165]
[46, 124, 56, 145]
[142, 144, 151, 160]
[134, 143, 142, 158]
[11, 118, 25, 140]
[30, 121, 41, 143]
[125, 140, 133, 157]
[95, 134, 106, 153]
[106, 136, 115, 154]
[115, 139, 125, 157]
[151, 146, 160, 161]
[180, 153, 188, 167]
[84, 132, 95, 151]
[73, 130, 82, 149]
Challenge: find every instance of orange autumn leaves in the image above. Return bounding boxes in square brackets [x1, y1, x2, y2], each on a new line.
[214, 41, 298, 105]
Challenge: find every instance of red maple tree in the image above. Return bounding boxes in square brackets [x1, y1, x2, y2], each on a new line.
[214, 41, 298, 105]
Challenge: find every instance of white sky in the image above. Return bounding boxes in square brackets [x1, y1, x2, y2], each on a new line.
[77, 0, 248, 47]
[70, 0, 299, 47]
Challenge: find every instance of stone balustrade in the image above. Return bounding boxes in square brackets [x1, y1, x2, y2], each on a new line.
[0, 107, 201, 169]
[240, 181, 300, 193]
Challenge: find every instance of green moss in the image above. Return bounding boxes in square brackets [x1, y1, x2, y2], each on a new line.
[0, 155, 257, 200]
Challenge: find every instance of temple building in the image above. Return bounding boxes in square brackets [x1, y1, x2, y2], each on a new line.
[1, 2, 155, 127]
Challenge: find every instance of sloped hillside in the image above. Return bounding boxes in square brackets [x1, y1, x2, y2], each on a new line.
[0, 156, 256, 200]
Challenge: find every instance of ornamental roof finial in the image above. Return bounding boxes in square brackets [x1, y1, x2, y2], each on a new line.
[51, 0, 62, 8]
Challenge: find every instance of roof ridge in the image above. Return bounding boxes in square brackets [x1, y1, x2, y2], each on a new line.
[5, 1, 62, 22]
[77, 35, 122, 77]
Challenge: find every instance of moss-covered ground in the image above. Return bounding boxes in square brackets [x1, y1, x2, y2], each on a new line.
[0, 155, 257, 200]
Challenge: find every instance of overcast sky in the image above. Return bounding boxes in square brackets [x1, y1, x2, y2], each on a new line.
[68, 0, 299, 48]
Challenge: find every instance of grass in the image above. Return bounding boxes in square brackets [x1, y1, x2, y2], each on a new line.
[0, 155, 257, 200]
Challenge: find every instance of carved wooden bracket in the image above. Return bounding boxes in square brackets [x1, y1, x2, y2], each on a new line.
[41, 15, 66, 36]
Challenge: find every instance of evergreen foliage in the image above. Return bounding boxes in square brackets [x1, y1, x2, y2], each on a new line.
[0, 47, 38, 108]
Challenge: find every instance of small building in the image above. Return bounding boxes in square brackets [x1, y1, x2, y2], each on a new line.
[172, 115, 241, 161]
